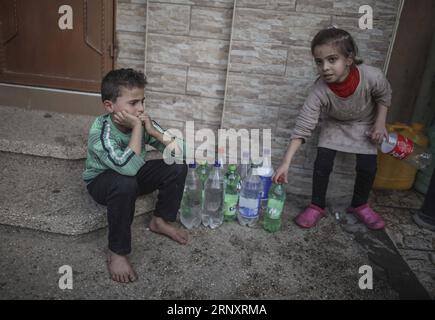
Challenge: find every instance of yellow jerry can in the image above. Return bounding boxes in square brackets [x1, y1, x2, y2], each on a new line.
[373, 123, 429, 190]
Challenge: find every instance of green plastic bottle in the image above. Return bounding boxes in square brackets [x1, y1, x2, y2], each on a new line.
[224, 164, 240, 221]
[263, 183, 286, 233]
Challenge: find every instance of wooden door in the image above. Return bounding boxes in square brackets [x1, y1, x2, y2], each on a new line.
[0, 0, 114, 93]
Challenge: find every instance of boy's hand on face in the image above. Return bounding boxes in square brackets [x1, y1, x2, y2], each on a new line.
[138, 113, 159, 137]
[113, 111, 142, 129]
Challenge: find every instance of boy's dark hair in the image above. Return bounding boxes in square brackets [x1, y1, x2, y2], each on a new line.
[101, 68, 147, 102]
[311, 27, 363, 65]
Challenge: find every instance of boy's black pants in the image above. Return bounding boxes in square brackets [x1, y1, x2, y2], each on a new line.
[311, 147, 377, 209]
[87, 160, 188, 255]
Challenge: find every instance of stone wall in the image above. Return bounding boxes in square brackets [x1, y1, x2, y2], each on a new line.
[144, 0, 234, 154]
[115, 0, 401, 197]
[115, 0, 147, 70]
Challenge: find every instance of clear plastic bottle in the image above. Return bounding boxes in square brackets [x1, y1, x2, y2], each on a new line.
[224, 164, 240, 221]
[263, 183, 286, 233]
[203, 161, 224, 229]
[180, 163, 202, 229]
[257, 148, 274, 212]
[380, 132, 432, 170]
[238, 151, 250, 192]
[237, 163, 262, 227]
[197, 161, 210, 187]
[197, 160, 210, 223]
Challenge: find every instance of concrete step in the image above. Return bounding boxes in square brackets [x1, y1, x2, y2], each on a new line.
[0, 105, 94, 159]
[0, 151, 156, 235]
[0, 105, 159, 235]
[0, 105, 159, 159]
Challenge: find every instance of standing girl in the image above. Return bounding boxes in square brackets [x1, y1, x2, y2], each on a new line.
[273, 27, 392, 230]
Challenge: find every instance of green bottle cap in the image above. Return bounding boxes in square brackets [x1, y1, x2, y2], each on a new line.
[228, 164, 237, 171]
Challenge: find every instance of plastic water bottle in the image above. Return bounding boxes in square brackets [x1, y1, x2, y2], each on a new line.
[197, 160, 210, 189]
[239, 151, 250, 180]
[379, 132, 432, 169]
[224, 164, 240, 221]
[367, 131, 433, 170]
[203, 161, 224, 229]
[197, 161, 210, 223]
[237, 163, 262, 227]
[257, 149, 274, 212]
[263, 183, 286, 233]
[180, 163, 202, 229]
[238, 151, 250, 192]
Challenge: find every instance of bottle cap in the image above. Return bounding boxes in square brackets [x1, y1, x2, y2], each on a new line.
[228, 164, 237, 171]
[198, 159, 209, 166]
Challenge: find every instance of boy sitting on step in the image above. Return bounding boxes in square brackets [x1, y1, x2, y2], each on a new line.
[83, 68, 188, 283]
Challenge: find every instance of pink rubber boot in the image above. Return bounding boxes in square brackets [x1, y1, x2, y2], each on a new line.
[294, 204, 326, 228]
[347, 204, 385, 230]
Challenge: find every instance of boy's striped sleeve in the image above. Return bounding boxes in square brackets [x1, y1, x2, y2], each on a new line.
[146, 134, 167, 154]
[89, 120, 145, 176]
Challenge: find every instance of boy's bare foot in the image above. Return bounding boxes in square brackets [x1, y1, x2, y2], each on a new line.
[107, 250, 137, 283]
[149, 216, 189, 245]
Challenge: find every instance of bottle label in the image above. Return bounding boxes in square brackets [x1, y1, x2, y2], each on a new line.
[259, 175, 272, 200]
[238, 196, 260, 218]
[388, 134, 414, 160]
[266, 199, 284, 219]
[224, 194, 239, 217]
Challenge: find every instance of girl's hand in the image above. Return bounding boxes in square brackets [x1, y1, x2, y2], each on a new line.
[113, 111, 141, 129]
[272, 162, 290, 184]
[138, 113, 158, 137]
[368, 123, 388, 144]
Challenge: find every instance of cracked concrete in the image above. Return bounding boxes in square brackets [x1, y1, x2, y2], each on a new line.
[1, 190, 430, 300]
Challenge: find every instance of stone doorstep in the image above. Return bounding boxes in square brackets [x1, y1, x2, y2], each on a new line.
[0, 192, 157, 236]
[0, 105, 158, 160]
[0, 145, 160, 235]
[0, 105, 94, 160]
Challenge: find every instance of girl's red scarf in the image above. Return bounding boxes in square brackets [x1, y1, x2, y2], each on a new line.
[327, 66, 360, 98]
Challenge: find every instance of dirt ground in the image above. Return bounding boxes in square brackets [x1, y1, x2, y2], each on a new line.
[0, 194, 403, 300]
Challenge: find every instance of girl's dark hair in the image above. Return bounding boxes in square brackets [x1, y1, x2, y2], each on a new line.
[311, 27, 363, 65]
[101, 68, 147, 102]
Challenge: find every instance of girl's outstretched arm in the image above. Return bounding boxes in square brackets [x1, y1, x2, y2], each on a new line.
[272, 138, 303, 184]
[368, 104, 388, 144]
